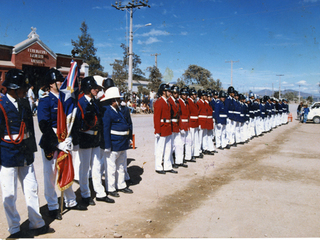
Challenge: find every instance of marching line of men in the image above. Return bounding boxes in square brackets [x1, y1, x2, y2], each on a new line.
[153, 84, 289, 174]
[0, 68, 133, 238]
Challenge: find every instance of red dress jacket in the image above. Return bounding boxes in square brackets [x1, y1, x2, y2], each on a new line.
[197, 99, 208, 129]
[153, 96, 172, 137]
[188, 97, 199, 128]
[178, 98, 189, 131]
[205, 100, 214, 130]
[168, 96, 180, 133]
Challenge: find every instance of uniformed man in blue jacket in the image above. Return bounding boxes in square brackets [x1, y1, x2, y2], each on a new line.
[100, 86, 133, 198]
[38, 68, 87, 221]
[214, 91, 228, 149]
[0, 69, 50, 238]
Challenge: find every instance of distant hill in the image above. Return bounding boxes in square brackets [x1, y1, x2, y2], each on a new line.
[255, 89, 320, 99]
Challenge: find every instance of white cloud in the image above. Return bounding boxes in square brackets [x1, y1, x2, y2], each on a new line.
[136, 29, 170, 37]
[92, 6, 101, 9]
[297, 80, 308, 85]
[181, 31, 188, 36]
[137, 37, 161, 45]
[96, 42, 113, 48]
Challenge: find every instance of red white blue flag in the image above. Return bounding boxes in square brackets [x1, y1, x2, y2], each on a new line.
[56, 60, 79, 191]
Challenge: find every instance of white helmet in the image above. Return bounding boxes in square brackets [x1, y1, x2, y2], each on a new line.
[100, 86, 121, 102]
[93, 75, 105, 88]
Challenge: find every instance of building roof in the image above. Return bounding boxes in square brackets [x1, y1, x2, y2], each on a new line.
[12, 27, 57, 59]
[0, 60, 15, 67]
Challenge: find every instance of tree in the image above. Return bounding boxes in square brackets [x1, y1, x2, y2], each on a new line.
[182, 64, 221, 90]
[147, 66, 162, 92]
[110, 43, 145, 93]
[163, 67, 174, 83]
[306, 96, 313, 103]
[176, 77, 186, 89]
[71, 21, 107, 76]
[283, 92, 297, 101]
[137, 85, 149, 96]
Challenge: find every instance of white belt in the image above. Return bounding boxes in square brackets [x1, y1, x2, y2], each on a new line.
[246, 114, 250, 117]
[3, 132, 30, 141]
[229, 111, 235, 114]
[181, 119, 189, 122]
[240, 114, 244, 117]
[82, 130, 98, 135]
[171, 119, 178, 123]
[160, 119, 171, 123]
[198, 115, 207, 118]
[207, 116, 213, 119]
[219, 114, 227, 118]
[190, 116, 198, 119]
[110, 130, 129, 136]
[234, 111, 240, 114]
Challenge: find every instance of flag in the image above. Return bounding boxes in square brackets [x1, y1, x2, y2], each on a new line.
[56, 61, 79, 191]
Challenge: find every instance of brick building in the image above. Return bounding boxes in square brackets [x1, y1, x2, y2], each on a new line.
[0, 27, 88, 97]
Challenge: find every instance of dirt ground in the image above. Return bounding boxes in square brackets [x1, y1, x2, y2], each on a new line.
[1, 104, 320, 238]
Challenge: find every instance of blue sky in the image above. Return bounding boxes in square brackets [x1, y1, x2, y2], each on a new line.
[1, 0, 320, 95]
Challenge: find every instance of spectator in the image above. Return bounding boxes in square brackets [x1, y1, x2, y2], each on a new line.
[126, 100, 135, 113]
[302, 104, 309, 123]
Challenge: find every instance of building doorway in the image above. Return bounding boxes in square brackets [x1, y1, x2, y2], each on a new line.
[22, 65, 49, 99]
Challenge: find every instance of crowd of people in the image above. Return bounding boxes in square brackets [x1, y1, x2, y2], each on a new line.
[0, 69, 133, 238]
[153, 84, 290, 174]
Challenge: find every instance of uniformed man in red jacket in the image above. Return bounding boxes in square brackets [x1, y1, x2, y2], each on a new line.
[187, 88, 200, 161]
[197, 89, 208, 157]
[154, 84, 178, 174]
[178, 87, 191, 166]
[167, 85, 182, 168]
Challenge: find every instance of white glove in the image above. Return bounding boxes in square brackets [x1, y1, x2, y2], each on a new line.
[104, 148, 111, 153]
[180, 129, 185, 135]
[57, 141, 72, 153]
[155, 133, 160, 139]
[217, 123, 222, 128]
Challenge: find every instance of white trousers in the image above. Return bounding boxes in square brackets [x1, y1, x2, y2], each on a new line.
[203, 129, 215, 151]
[79, 146, 103, 198]
[105, 150, 126, 192]
[235, 121, 241, 143]
[189, 127, 200, 157]
[155, 135, 172, 171]
[198, 127, 207, 153]
[215, 123, 227, 148]
[181, 130, 192, 161]
[0, 164, 45, 234]
[41, 150, 77, 210]
[226, 119, 235, 145]
[171, 132, 184, 165]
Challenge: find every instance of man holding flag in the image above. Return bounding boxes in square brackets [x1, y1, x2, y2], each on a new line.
[38, 68, 87, 221]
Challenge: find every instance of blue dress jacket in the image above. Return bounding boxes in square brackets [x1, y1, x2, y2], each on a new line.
[224, 96, 235, 121]
[102, 105, 131, 152]
[77, 96, 101, 149]
[214, 99, 227, 125]
[0, 95, 37, 167]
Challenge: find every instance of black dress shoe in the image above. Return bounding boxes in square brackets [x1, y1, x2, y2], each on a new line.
[199, 153, 204, 158]
[8, 230, 33, 238]
[155, 170, 166, 174]
[66, 203, 87, 210]
[213, 150, 218, 153]
[166, 169, 178, 174]
[118, 187, 133, 194]
[226, 145, 231, 149]
[218, 146, 224, 150]
[49, 209, 62, 220]
[178, 163, 188, 168]
[172, 164, 179, 169]
[83, 197, 96, 206]
[232, 143, 237, 147]
[96, 196, 115, 203]
[32, 225, 51, 236]
[109, 191, 120, 197]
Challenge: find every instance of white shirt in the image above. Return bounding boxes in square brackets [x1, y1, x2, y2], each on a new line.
[7, 94, 18, 110]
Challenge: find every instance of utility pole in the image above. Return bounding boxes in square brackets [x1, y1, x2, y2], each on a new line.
[272, 83, 274, 97]
[299, 84, 301, 103]
[151, 53, 161, 68]
[112, 0, 151, 98]
[276, 74, 284, 99]
[225, 60, 239, 86]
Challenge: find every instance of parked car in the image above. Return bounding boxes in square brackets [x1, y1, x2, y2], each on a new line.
[301, 102, 320, 123]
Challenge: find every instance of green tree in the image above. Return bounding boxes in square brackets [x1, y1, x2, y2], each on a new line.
[137, 85, 149, 96]
[71, 21, 107, 76]
[182, 64, 221, 90]
[147, 66, 162, 92]
[283, 91, 297, 101]
[176, 77, 186, 89]
[110, 43, 145, 93]
[306, 96, 313, 103]
[163, 67, 174, 83]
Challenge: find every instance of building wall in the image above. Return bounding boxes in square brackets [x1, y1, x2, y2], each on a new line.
[13, 42, 56, 70]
